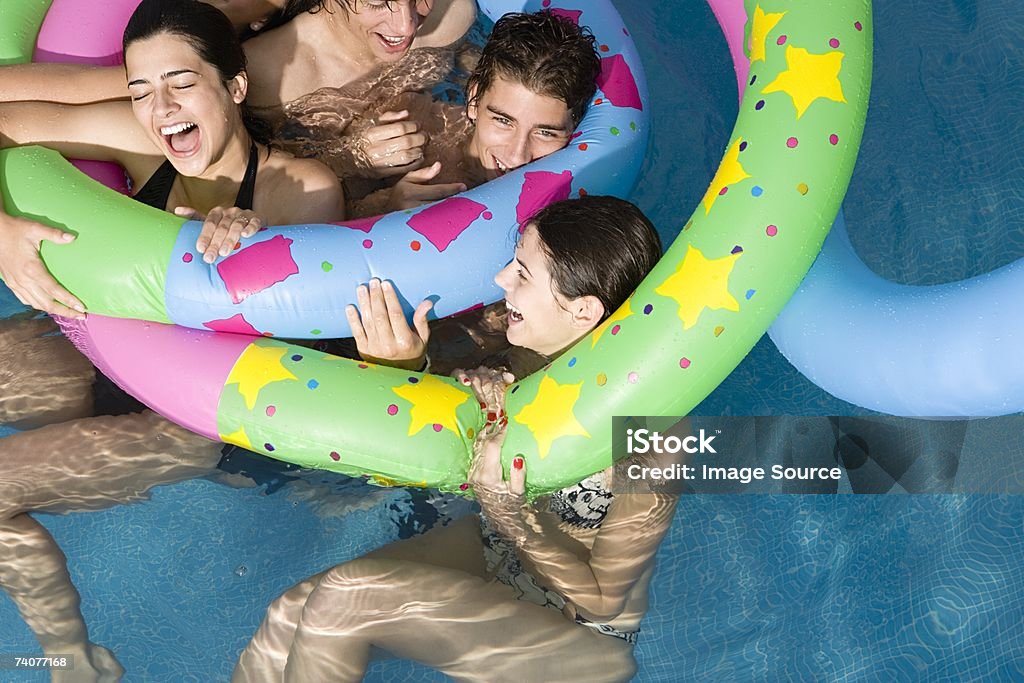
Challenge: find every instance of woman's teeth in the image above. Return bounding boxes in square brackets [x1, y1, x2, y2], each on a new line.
[506, 301, 524, 322]
[380, 35, 407, 46]
[494, 157, 508, 174]
[160, 122, 196, 136]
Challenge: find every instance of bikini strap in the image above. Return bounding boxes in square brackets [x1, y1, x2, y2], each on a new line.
[132, 159, 178, 210]
[133, 141, 258, 212]
[234, 140, 259, 211]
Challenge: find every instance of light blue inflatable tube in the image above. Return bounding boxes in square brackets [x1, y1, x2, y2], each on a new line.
[164, 0, 648, 338]
[769, 210, 1024, 416]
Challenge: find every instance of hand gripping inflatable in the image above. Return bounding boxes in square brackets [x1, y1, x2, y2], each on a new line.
[1, 0, 647, 337]
[0, 0, 872, 495]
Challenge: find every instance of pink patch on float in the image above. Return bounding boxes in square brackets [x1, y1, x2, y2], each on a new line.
[597, 54, 643, 111]
[217, 235, 300, 305]
[406, 197, 486, 252]
[331, 215, 385, 233]
[516, 170, 574, 227]
[549, 8, 583, 24]
[203, 313, 262, 336]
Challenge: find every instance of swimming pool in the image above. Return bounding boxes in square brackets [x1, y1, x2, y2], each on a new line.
[2, 0, 1023, 680]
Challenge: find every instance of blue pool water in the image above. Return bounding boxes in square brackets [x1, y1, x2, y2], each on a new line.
[2, 0, 1024, 680]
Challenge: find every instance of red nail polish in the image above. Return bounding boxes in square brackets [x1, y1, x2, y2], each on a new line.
[487, 412, 497, 423]
[479, 401, 487, 409]
[512, 457, 524, 470]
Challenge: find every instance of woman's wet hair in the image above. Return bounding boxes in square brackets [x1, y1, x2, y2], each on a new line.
[467, 11, 601, 126]
[528, 196, 662, 321]
[122, 0, 272, 145]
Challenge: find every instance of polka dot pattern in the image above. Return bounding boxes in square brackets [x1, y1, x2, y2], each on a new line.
[107, 0, 871, 493]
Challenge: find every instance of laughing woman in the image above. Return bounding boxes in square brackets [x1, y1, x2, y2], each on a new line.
[0, 0, 343, 322]
[235, 197, 682, 683]
[1, 0, 478, 180]
[0, 1, 343, 678]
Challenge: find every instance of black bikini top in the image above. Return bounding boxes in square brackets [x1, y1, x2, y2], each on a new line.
[133, 140, 260, 211]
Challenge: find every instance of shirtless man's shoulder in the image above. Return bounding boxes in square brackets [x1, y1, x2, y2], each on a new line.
[244, 14, 327, 108]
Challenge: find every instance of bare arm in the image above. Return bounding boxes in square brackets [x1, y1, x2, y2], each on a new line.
[415, 0, 477, 48]
[0, 100, 162, 316]
[0, 63, 127, 104]
[516, 478, 679, 622]
[473, 415, 686, 623]
[0, 100, 159, 178]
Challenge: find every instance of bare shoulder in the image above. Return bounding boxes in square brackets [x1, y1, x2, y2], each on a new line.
[415, 0, 477, 48]
[258, 149, 344, 224]
[243, 20, 311, 108]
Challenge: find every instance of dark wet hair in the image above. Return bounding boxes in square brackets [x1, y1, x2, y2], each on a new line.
[467, 11, 601, 126]
[245, 0, 321, 36]
[529, 196, 662, 321]
[122, 0, 272, 145]
[305, 0, 408, 14]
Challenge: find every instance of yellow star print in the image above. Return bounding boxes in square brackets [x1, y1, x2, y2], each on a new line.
[701, 138, 751, 214]
[225, 343, 299, 410]
[749, 6, 785, 64]
[590, 298, 634, 347]
[514, 376, 590, 459]
[655, 245, 741, 329]
[392, 374, 471, 436]
[220, 425, 253, 450]
[762, 45, 846, 118]
[370, 475, 429, 488]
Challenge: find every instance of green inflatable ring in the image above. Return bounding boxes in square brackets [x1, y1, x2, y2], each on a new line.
[0, 0, 872, 496]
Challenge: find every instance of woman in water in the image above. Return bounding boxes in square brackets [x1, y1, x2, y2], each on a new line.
[1, 0, 477, 178]
[235, 196, 681, 683]
[0, 1, 343, 678]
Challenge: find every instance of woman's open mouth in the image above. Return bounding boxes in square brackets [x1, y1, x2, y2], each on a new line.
[506, 300, 524, 324]
[376, 33, 413, 54]
[160, 121, 201, 158]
